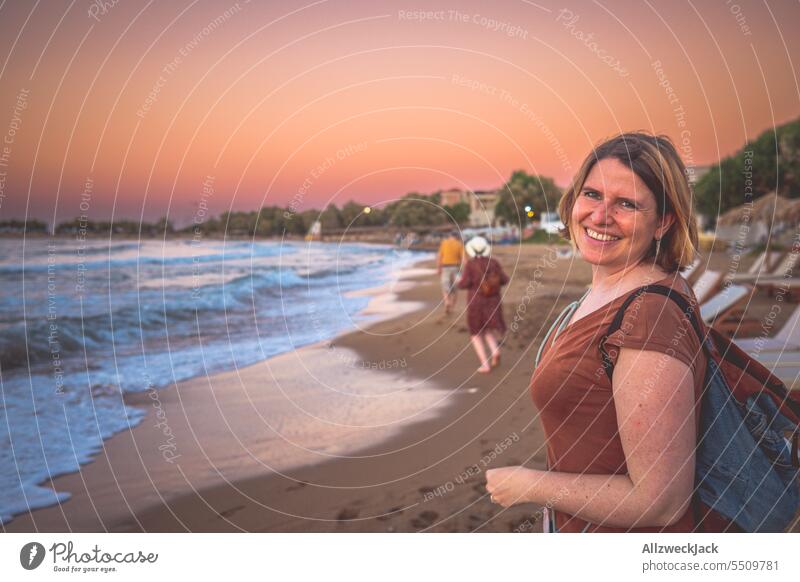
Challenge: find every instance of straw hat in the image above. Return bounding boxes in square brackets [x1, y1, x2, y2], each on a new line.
[465, 236, 491, 258]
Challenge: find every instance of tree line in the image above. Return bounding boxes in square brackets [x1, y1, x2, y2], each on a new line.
[5, 170, 559, 237]
[694, 117, 800, 223]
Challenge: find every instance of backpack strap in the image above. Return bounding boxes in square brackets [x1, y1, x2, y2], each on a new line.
[599, 284, 705, 382]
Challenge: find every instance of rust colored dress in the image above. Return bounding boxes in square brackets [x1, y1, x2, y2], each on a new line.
[530, 275, 707, 532]
[457, 256, 509, 336]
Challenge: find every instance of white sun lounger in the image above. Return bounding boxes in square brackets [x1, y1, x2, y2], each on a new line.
[693, 270, 724, 304]
[749, 251, 799, 282]
[700, 284, 751, 325]
[735, 304, 800, 354]
[682, 257, 701, 284]
[750, 350, 800, 390]
[725, 250, 786, 284]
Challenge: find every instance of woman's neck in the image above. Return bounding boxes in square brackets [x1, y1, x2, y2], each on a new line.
[590, 262, 669, 296]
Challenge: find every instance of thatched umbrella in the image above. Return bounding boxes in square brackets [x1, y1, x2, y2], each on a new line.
[716, 191, 793, 226]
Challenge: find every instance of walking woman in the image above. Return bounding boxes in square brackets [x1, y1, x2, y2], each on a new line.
[486, 132, 707, 532]
[458, 236, 509, 374]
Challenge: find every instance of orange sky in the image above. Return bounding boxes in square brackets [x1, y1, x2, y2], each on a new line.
[0, 0, 798, 225]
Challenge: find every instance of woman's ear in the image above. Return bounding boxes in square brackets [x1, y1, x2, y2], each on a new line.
[656, 212, 675, 240]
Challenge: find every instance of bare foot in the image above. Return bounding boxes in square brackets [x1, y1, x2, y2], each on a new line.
[478, 365, 491, 374]
[491, 353, 501, 368]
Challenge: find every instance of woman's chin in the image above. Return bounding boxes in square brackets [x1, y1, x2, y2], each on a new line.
[576, 245, 616, 266]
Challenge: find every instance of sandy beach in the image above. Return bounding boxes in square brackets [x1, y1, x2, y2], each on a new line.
[5, 245, 799, 533]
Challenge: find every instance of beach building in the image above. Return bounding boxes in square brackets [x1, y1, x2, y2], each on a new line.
[539, 212, 564, 234]
[468, 190, 498, 227]
[438, 188, 499, 227]
[439, 188, 468, 207]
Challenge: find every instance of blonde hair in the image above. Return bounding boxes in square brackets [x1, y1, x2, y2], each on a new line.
[558, 132, 698, 272]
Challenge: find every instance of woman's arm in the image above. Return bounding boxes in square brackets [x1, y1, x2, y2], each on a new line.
[497, 261, 509, 285]
[457, 261, 473, 289]
[486, 348, 696, 528]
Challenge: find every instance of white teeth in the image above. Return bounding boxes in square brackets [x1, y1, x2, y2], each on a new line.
[585, 228, 620, 242]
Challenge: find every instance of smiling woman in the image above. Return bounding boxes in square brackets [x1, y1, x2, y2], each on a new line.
[485, 132, 721, 533]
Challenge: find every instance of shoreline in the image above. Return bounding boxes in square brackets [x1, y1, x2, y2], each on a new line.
[3, 256, 455, 532]
[0, 241, 431, 527]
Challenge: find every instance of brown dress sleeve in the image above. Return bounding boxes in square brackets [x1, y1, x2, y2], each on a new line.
[602, 292, 703, 371]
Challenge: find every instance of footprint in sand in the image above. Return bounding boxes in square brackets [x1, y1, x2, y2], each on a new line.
[336, 507, 360, 521]
[218, 505, 245, 518]
[286, 481, 308, 492]
[410, 510, 439, 529]
[472, 483, 487, 495]
[375, 506, 405, 521]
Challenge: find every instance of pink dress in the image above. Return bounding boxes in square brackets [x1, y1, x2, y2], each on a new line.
[457, 257, 509, 335]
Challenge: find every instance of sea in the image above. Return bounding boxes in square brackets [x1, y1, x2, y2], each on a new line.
[0, 237, 428, 524]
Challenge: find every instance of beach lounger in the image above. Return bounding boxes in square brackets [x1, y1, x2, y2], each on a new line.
[725, 250, 785, 284]
[750, 350, 800, 390]
[693, 270, 724, 304]
[699, 284, 761, 335]
[700, 284, 751, 323]
[749, 251, 799, 282]
[755, 277, 800, 302]
[760, 365, 800, 391]
[768, 251, 783, 271]
[735, 304, 800, 354]
[682, 257, 702, 285]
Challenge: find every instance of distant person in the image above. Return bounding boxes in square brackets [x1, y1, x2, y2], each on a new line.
[458, 236, 508, 373]
[436, 230, 465, 314]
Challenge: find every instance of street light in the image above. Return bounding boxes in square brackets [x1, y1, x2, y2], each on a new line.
[363, 206, 371, 214]
[524, 205, 532, 213]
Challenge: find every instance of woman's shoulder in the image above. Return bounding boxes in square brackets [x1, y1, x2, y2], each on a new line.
[621, 274, 695, 323]
[604, 273, 702, 357]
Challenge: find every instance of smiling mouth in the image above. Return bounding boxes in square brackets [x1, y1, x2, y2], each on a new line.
[584, 227, 621, 242]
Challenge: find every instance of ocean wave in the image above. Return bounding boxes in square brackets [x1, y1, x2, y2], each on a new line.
[0, 268, 313, 370]
[0, 242, 299, 275]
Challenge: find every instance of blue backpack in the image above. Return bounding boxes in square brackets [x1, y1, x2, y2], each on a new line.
[600, 285, 800, 532]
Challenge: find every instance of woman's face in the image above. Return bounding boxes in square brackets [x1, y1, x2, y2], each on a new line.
[570, 157, 672, 273]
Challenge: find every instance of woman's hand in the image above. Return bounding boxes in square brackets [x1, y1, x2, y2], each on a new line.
[485, 466, 539, 508]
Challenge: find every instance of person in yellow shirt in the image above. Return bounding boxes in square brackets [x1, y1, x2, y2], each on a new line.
[436, 231, 465, 314]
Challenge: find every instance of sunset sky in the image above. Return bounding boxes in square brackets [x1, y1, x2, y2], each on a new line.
[0, 0, 798, 226]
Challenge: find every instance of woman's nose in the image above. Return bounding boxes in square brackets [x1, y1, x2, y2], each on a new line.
[590, 203, 612, 224]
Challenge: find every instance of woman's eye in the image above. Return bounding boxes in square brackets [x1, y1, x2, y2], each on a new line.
[583, 190, 600, 199]
[620, 200, 636, 209]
